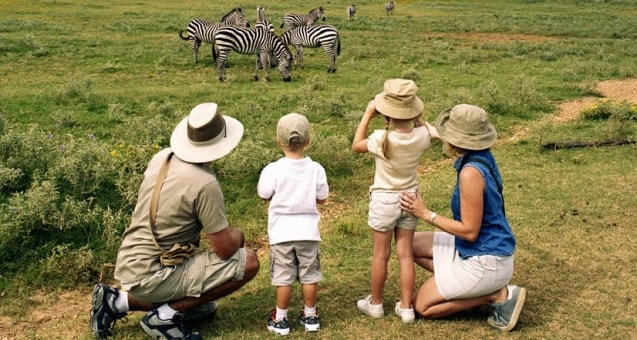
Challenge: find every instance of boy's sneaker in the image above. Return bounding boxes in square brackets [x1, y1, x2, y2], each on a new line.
[488, 285, 527, 332]
[89, 284, 128, 338]
[266, 309, 290, 336]
[182, 301, 218, 325]
[140, 308, 202, 340]
[394, 302, 415, 323]
[299, 311, 320, 332]
[357, 295, 384, 318]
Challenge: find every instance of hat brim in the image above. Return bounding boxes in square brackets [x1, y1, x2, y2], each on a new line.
[435, 108, 497, 150]
[170, 115, 244, 163]
[374, 92, 424, 120]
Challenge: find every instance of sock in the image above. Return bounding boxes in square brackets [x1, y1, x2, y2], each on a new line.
[157, 303, 178, 321]
[275, 306, 288, 320]
[114, 290, 129, 313]
[304, 305, 317, 316]
[506, 285, 514, 300]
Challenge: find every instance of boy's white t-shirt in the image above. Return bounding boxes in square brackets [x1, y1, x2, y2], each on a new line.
[367, 126, 431, 192]
[257, 156, 329, 245]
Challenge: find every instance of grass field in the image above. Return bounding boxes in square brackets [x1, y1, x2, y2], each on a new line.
[1, 0, 636, 338]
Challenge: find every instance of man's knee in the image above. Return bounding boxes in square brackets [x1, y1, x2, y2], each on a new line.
[244, 249, 260, 279]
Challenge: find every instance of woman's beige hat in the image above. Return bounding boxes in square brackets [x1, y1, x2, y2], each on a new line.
[170, 103, 244, 163]
[435, 104, 497, 150]
[374, 78, 424, 119]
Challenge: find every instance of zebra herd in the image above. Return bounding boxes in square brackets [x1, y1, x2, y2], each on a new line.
[180, 6, 339, 82]
[179, 5, 396, 82]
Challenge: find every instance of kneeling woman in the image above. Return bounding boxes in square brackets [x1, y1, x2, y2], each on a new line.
[400, 104, 526, 332]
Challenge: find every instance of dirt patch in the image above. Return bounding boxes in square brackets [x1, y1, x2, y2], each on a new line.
[556, 78, 637, 122]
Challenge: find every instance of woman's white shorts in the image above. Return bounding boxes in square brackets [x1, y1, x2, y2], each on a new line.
[433, 231, 513, 300]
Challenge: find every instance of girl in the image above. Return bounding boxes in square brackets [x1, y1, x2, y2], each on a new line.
[352, 79, 438, 323]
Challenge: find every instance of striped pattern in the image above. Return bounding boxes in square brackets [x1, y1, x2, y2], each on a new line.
[255, 6, 274, 33]
[179, 8, 249, 63]
[280, 7, 325, 31]
[280, 25, 340, 73]
[346, 5, 356, 21]
[385, 1, 395, 15]
[213, 27, 293, 82]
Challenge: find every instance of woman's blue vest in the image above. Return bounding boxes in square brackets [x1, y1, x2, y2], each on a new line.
[451, 150, 516, 258]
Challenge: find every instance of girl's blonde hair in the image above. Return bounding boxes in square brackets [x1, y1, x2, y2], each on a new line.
[379, 114, 422, 160]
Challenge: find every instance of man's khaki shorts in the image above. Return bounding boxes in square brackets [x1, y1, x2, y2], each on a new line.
[128, 248, 247, 303]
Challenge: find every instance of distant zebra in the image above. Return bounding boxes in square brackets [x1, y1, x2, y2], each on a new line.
[255, 6, 274, 33]
[179, 7, 249, 64]
[385, 1, 395, 15]
[255, 6, 276, 70]
[280, 7, 326, 31]
[280, 25, 340, 73]
[346, 4, 356, 21]
[213, 26, 293, 82]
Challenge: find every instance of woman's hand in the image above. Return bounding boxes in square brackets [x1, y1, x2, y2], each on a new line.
[399, 192, 428, 220]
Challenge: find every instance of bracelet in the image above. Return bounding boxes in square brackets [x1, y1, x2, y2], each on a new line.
[429, 212, 438, 224]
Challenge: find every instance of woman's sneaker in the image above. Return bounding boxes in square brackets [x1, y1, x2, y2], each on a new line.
[299, 311, 320, 332]
[394, 302, 415, 323]
[89, 284, 128, 338]
[488, 285, 527, 332]
[140, 308, 202, 339]
[266, 309, 290, 336]
[356, 295, 384, 318]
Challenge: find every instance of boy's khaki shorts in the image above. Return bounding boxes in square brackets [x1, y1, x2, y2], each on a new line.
[269, 241, 322, 286]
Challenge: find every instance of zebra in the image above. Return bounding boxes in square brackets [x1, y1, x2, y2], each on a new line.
[179, 7, 249, 64]
[255, 6, 274, 33]
[255, 6, 277, 70]
[213, 26, 293, 82]
[280, 7, 326, 31]
[280, 25, 340, 73]
[346, 4, 356, 21]
[385, 1, 395, 16]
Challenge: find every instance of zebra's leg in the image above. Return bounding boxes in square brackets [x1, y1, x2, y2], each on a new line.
[256, 54, 263, 71]
[257, 52, 271, 82]
[193, 39, 202, 63]
[217, 53, 227, 82]
[296, 45, 304, 69]
[329, 51, 337, 73]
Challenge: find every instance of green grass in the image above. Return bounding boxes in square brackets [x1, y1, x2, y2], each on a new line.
[1, 0, 636, 338]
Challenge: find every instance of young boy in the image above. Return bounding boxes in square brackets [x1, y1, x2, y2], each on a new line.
[257, 113, 329, 335]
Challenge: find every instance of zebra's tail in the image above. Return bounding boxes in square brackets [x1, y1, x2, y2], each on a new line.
[279, 21, 284, 28]
[212, 43, 217, 62]
[337, 35, 341, 56]
[179, 30, 190, 40]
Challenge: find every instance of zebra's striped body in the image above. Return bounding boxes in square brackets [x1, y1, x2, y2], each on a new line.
[280, 25, 340, 73]
[179, 8, 249, 64]
[280, 7, 326, 31]
[213, 27, 292, 82]
[347, 5, 356, 21]
[385, 1, 395, 15]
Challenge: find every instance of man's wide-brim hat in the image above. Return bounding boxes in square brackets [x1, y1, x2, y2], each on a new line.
[435, 104, 497, 150]
[374, 78, 424, 120]
[170, 103, 244, 163]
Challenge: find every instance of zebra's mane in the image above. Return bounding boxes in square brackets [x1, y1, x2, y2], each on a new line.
[221, 7, 244, 21]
